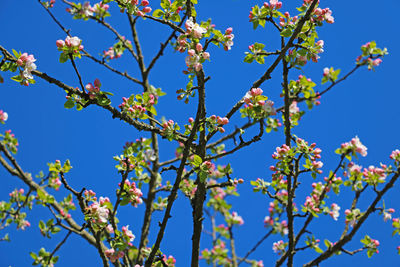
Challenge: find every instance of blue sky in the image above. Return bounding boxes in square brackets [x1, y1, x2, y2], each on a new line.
[1, 0, 400, 266]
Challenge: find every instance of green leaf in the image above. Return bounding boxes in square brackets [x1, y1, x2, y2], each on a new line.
[37, 190, 46, 200]
[46, 219, 54, 227]
[59, 53, 69, 63]
[324, 239, 332, 249]
[10, 75, 22, 82]
[12, 49, 20, 58]
[102, 91, 114, 96]
[51, 227, 61, 234]
[171, 13, 180, 22]
[255, 56, 265, 64]
[98, 97, 111, 106]
[280, 28, 292, 37]
[315, 246, 324, 253]
[30, 252, 38, 260]
[153, 9, 164, 18]
[252, 20, 259, 30]
[120, 197, 130, 206]
[193, 155, 202, 167]
[244, 54, 254, 63]
[63, 159, 72, 173]
[149, 105, 157, 116]
[140, 113, 149, 120]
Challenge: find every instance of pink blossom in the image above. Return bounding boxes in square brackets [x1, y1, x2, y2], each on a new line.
[65, 36, 81, 47]
[372, 58, 382, 66]
[289, 101, 299, 114]
[225, 27, 233, 35]
[0, 110, 8, 123]
[195, 43, 203, 52]
[323, 67, 330, 76]
[56, 40, 65, 48]
[142, 6, 151, 13]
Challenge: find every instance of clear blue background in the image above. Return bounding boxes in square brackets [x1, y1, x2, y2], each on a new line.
[1, 0, 400, 266]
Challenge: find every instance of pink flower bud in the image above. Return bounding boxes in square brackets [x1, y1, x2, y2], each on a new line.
[225, 27, 233, 35]
[142, 7, 151, 13]
[188, 49, 196, 57]
[193, 43, 202, 53]
[56, 40, 65, 48]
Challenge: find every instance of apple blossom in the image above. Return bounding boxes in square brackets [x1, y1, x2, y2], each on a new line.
[0, 110, 8, 123]
[272, 240, 286, 255]
[329, 203, 341, 221]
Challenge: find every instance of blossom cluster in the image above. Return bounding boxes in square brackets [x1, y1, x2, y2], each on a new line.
[382, 208, 395, 222]
[303, 182, 335, 216]
[103, 37, 132, 60]
[85, 79, 101, 99]
[66, 1, 110, 19]
[356, 41, 388, 70]
[1, 188, 32, 230]
[361, 164, 388, 186]
[249, 0, 283, 27]
[161, 119, 180, 141]
[241, 87, 276, 119]
[202, 115, 229, 134]
[47, 172, 62, 191]
[14, 52, 37, 86]
[244, 42, 268, 64]
[222, 27, 234, 51]
[322, 67, 341, 84]
[226, 211, 244, 226]
[264, 0, 282, 10]
[311, 7, 335, 24]
[119, 92, 157, 120]
[104, 248, 125, 263]
[344, 208, 361, 227]
[279, 12, 298, 28]
[162, 255, 177, 267]
[288, 75, 320, 110]
[360, 235, 380, 257]
[176, 18, 209, 72]
[180, 179, 197, 199]
[1, 130, 19, 154]
[116, 0, 152, 17]
[119, 179, 143, 207]
[287, 39, 324, 66]
[93, 1, 110, 18]
[272, 240, 286, 255]
[56, 36, 83, 62]
[264, 213, 288, 236]
[201, 240, 230, 266]
[176, 18, 234, 73]
[390, 149, 400, 165]
[43, 0, 56, 8]
[152, 0, 183, 22]
[85, 196, 111, 225]
[336, 136, 368, 158]
[105, 223, 142, 264]
[114, 138, 155, 173]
